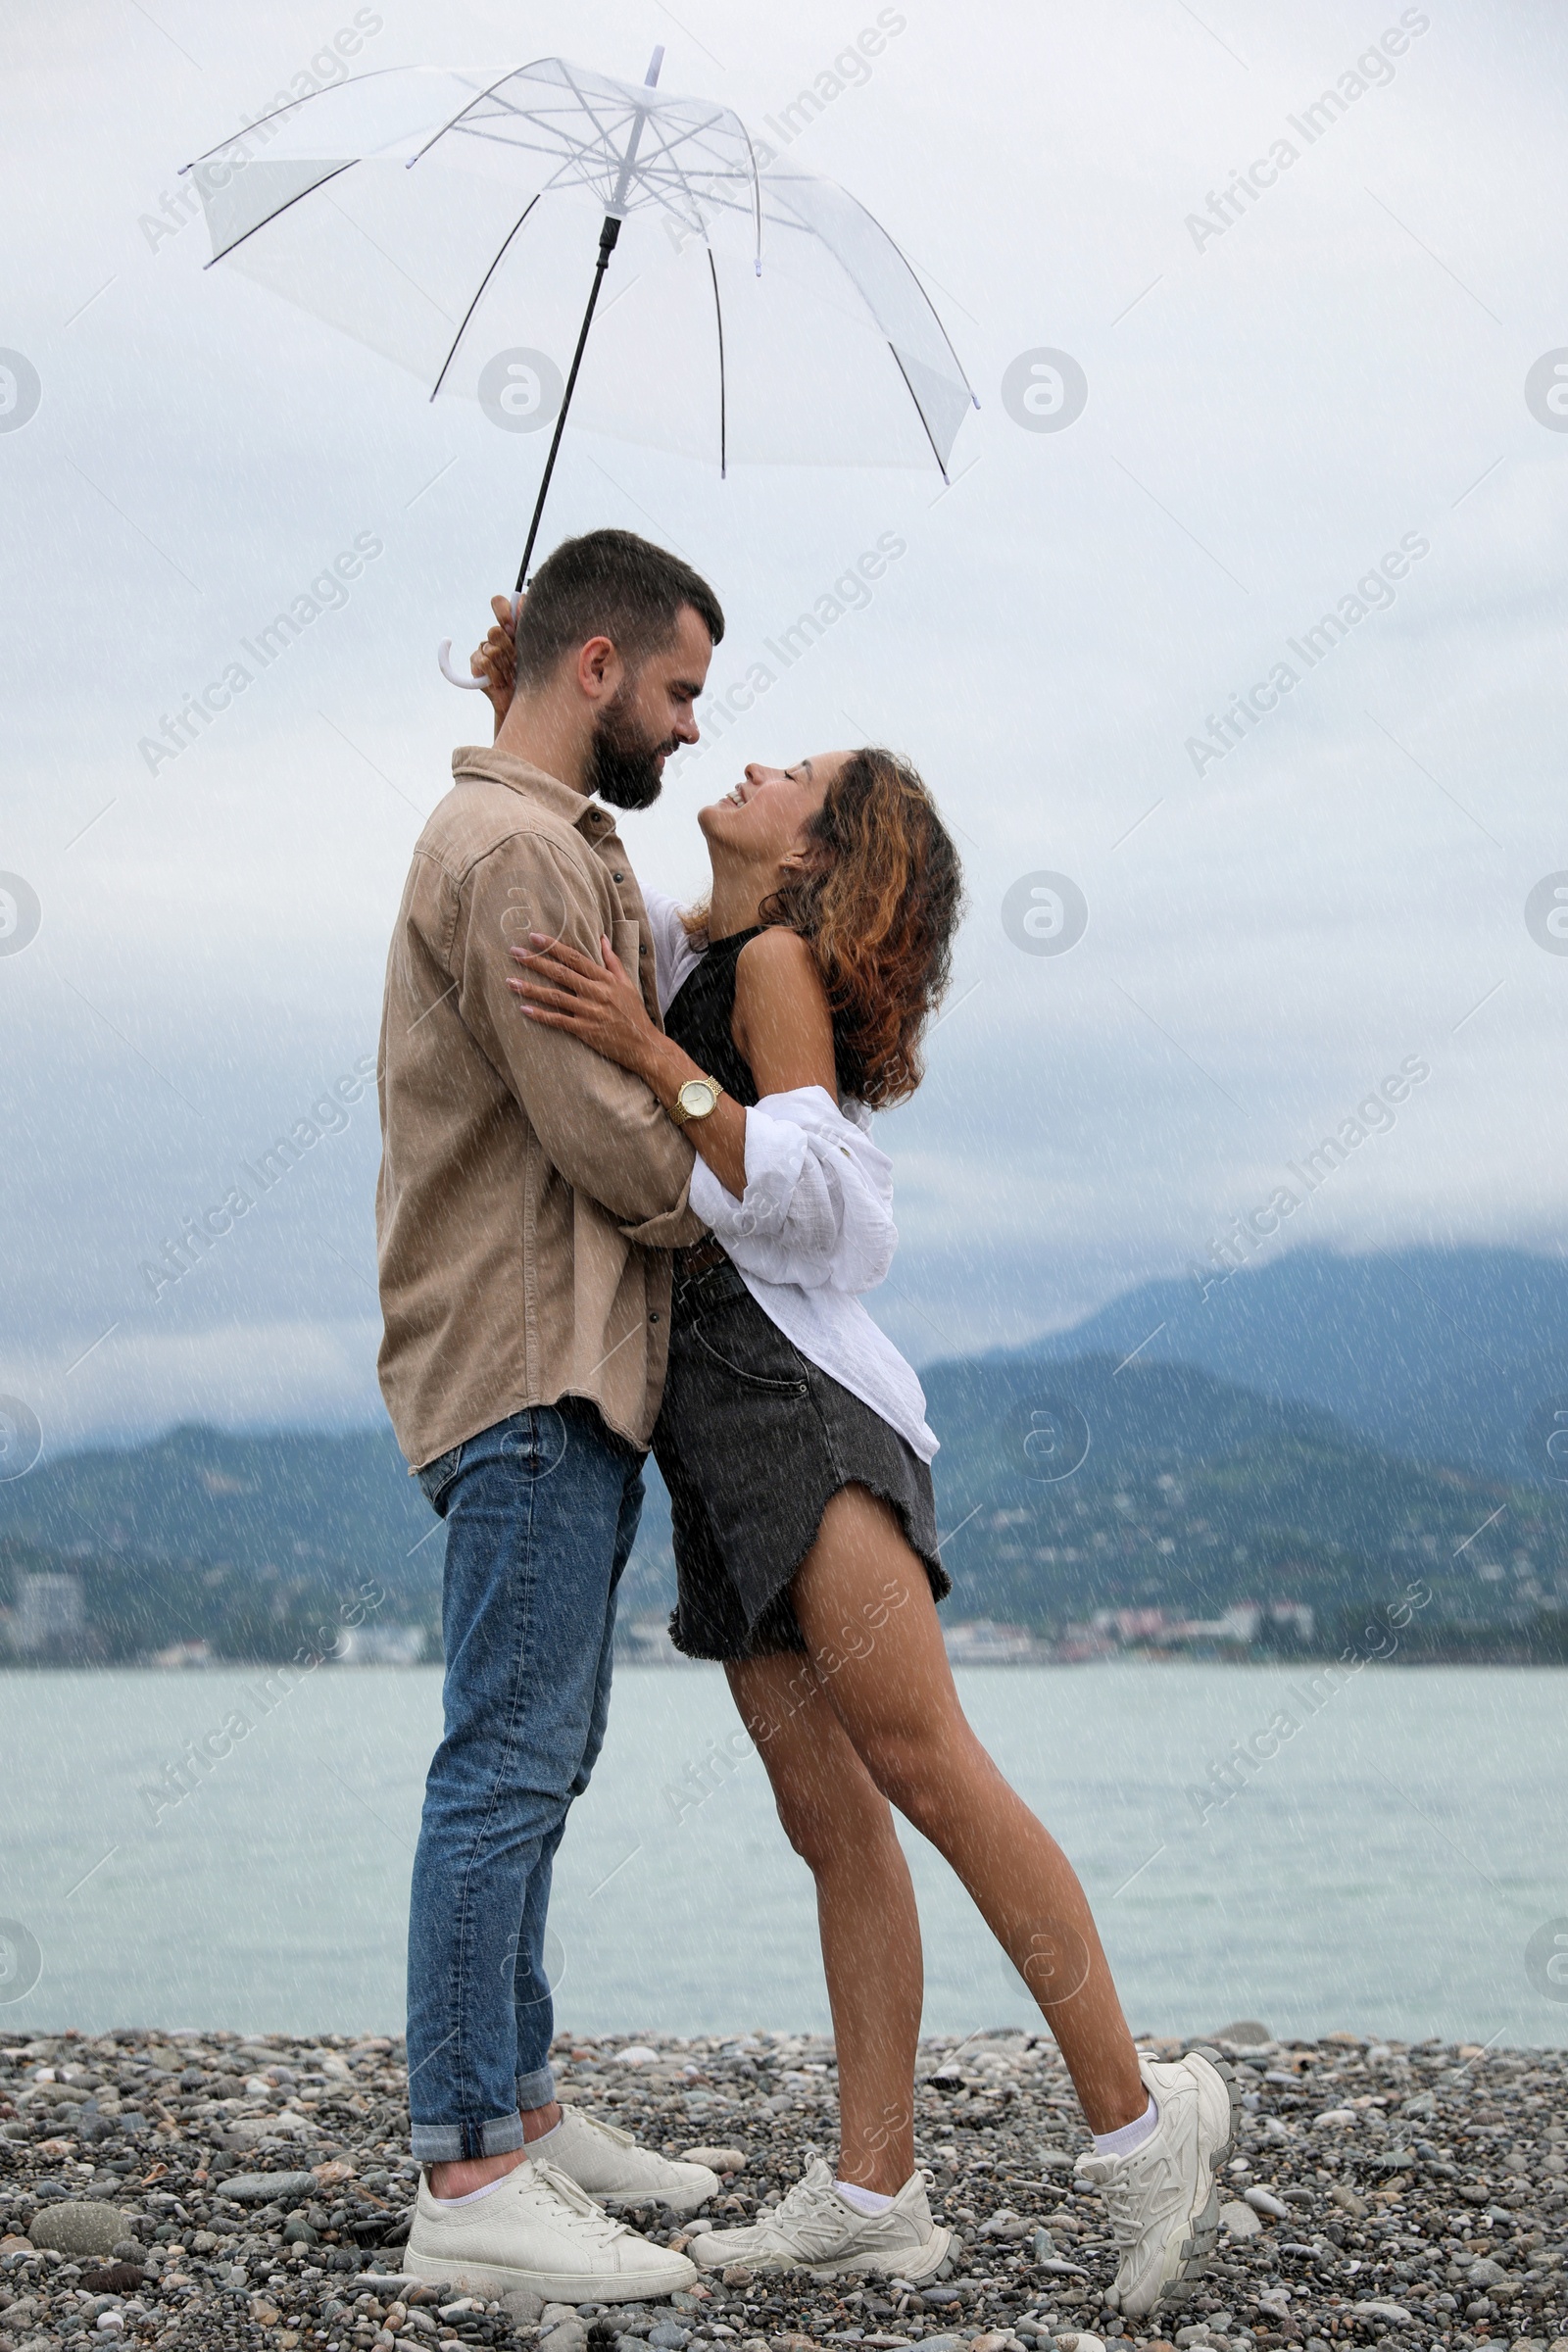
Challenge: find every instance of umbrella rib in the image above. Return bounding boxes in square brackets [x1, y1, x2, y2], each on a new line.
[617, 104, 755, 234]
[456, 122, 617, 174]
[204, 160, 359, 266]
[434, 73, 648, 206]
[429, 193, 543, 398]
[465, 87, 633, 177]
[404, 63, 557, 169]
[707, 248, 726, 479]
[834, 192, 977, 404]
[463, 124, 610, 169]
[887, 343, 950, 483]
[739, 118, 763, 267]
[490, 121, 631, 193]
[626, 134, 723, 236]
[179, 64, 408, 169]
[548, 59, 640, 188]
[450, 84, 752, 228]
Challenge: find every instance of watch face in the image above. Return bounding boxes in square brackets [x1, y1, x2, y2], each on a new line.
[680, 1078, 717, 1118]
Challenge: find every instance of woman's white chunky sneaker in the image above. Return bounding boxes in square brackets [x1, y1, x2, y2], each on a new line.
[1073, 2051, 1238, 2320]
[688, 2157, 952, 2281]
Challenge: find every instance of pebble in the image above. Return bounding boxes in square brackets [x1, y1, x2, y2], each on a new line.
[2, 2022, 1565, 2352]
[24, 2199, 128, 2258]
[1241, 2187, 1290, 2220]
[219, 2167, 320, 2203]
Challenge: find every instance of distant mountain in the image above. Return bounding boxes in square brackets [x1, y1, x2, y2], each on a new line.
[911, 1351, 1566, 1642]
[0, 1424, 438, 1666]
[0, 1423, 429, 1588]
[1000, 1246, 1568, 1486]
[3, 1245, 1566, 1662]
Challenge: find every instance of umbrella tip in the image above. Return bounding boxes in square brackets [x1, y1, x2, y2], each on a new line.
[645, 44, 664, 85]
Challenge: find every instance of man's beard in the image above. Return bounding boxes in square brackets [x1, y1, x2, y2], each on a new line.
[586, 684, 674, 811]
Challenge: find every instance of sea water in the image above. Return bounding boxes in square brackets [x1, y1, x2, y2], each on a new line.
[1, 1663, 1562, 2044]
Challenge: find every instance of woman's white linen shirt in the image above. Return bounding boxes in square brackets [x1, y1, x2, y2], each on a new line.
[644, 890, 938, 1462]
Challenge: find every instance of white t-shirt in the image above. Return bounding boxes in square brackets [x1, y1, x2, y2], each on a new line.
[643, 890, 937, 1463]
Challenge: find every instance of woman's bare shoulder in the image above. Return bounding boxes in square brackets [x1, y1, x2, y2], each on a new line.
[736, 923, 822, 987]
[735, 925, 831, 1019]
[734, 925, 835, 1087]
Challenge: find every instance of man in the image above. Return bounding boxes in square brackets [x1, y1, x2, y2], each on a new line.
[376, 531, 724, 2299]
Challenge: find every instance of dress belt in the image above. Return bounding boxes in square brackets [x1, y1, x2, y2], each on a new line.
[674, 1235, 729, 1276]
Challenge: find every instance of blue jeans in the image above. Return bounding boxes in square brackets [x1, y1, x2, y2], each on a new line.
[406, 1400, 644, 2162]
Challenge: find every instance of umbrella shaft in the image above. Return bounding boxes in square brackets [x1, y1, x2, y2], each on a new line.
[515, 214, 622, 595]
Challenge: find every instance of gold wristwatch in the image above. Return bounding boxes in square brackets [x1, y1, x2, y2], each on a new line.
[672, 1075, 724, 1126]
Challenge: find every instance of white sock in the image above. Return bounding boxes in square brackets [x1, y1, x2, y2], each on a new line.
[430, 2174, 510, 2207]
[836, 2179, 896, 2215]
[1092, 2091, 1159, 2158]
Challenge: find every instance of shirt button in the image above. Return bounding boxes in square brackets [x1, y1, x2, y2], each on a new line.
[612, 870, 624, 882]
[650, 1311, 661, 1324]
[639, 945, 648, 956]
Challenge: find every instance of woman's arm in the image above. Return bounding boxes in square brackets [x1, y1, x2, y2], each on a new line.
[509, 924, 882, 1285]
[509, 931, 752, 1197]
[705, 934, 898, 1295]
[693, 1086, 900, 1296]
[731, 926, 837, 1096]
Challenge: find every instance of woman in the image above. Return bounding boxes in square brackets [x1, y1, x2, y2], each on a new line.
[483, 631, 1233, 2319]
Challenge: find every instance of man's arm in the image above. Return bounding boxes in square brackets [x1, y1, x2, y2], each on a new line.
[456, 829, 704, 1244]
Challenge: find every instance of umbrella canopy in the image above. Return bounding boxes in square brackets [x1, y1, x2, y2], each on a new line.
[183, 56, 975, 484]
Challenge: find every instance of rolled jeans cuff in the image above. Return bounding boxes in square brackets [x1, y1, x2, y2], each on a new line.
[516, 2062, 556, 2113]
[409, 2110, 526, 2165]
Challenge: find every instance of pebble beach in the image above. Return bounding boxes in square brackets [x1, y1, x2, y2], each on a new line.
[2, 2025, 1564, 2352]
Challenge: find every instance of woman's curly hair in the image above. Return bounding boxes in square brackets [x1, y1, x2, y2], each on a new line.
[759, 748, 964, 1109]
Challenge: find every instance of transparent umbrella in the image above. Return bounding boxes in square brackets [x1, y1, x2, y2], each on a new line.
[183, 48, 975, 669]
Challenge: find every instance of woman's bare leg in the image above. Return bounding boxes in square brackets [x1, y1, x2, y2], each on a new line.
[727, 1650, 923, 2193]
[790, 1486, 1145, 2134]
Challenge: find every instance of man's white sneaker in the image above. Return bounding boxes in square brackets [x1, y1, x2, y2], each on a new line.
[404, 2156, 698, 2305]
[687, 2158, 952, 2282]
[1073, 2051, 1238, 2320]
[541, 2105, 720, 2217]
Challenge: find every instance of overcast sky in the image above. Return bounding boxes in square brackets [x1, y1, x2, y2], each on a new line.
[4, 0, 1567, 1453]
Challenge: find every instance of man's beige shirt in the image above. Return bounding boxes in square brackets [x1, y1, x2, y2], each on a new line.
[376, 745, 704, 1468]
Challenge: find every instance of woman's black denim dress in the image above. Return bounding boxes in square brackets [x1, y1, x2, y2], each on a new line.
[653, 926, 946, 1662]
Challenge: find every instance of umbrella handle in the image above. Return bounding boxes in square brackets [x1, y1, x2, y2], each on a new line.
[437, 593, 523, 691]
[437, 638, 488, 690]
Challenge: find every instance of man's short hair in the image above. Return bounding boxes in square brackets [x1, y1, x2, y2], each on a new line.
[515, 528, 724, 688]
